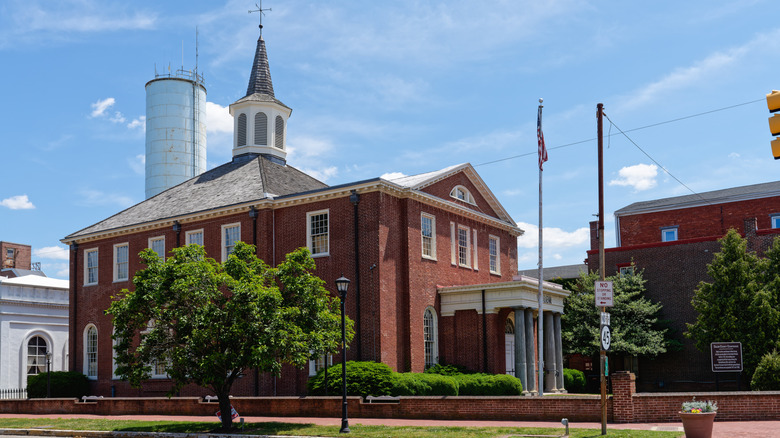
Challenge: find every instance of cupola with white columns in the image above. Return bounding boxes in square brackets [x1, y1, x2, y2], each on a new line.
[229, 31, 291, 162]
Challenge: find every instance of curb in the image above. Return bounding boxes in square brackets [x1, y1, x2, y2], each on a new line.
[0, 430, 317, 438]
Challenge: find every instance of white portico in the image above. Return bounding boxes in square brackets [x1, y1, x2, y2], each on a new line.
[438, 275, 570, 394]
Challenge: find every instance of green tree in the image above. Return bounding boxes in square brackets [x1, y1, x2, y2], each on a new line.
[687, 229, 780, 380]
[107, 242, 352, 430]
[562, 268, 670, 358]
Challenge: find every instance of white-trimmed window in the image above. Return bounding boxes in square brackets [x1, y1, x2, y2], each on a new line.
[186, 229, 204, 246]
[421, 213, 436, 260]
[85, 248, 99, 285]
[489, 235, 500, 274]
[27, 336, 48, 376]
[457, 225, 471, 267]
[619, 265, 635, 277]
[661, 226, 678, 242]
[472, 229, 478, 271]
[222, 223, 241, 261]
[771, 214, 780, 229]
[84, 324, 98, 379]
[113, 243, 129, 282]
[449, 185, 475, 205]
[307, 210, 329, 257]
[149, 236, 165, 259]
[151, 359, 168, 379]
[424, 307, 438, 369]
[308, 353, 333, 376]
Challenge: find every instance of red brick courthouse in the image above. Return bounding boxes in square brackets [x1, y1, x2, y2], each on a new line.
[62, 29, 569, 397]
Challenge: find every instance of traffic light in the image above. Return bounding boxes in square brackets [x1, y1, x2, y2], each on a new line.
[766, 90, 780, 159]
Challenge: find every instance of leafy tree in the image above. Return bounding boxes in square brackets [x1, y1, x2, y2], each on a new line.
[107, 242, 352, 430]
[687, 229, 780, 380]
[562, 268, 670, 358]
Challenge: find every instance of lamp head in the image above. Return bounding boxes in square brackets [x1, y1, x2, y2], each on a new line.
[335, 275, 350, 298]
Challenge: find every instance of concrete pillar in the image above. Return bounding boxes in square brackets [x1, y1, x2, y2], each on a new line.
[554, 312, 565, 392]
[544, 311, 556, 392]
[524, 308, 535, 394]
[514, 308, 527, 392]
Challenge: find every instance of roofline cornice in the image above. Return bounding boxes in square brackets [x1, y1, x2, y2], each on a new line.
[62, 180, 522, 245]
[615, 188, 780, 218]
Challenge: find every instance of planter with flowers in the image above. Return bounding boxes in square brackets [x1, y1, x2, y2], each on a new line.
[679, 398, 718, 438]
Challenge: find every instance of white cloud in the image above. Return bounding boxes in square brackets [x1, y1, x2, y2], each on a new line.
[609, 164, 658, 191]
[77, 189, 134, 208]
[109, 111, 126, 124]
[299, 166, 339, 183]
[33, 246, 69, 261]
[1, 194, 35, 210]
[728, 152, 740, 159]
[90, 97, 115, 118]
[516, 222, 590, 249]
[127, 116, 145, 130]
[128, 154, 145, 175]
[381, 172, 407, 180]
[206, 102, 233, 134]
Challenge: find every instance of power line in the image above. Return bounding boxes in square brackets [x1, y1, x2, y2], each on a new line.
[474, 98, 763, 168]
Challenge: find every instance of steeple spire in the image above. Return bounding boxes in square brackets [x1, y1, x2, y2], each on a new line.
[245, 36, 275, 98]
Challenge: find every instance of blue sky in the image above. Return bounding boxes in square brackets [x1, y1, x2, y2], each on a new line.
[2, 0, 779, 280]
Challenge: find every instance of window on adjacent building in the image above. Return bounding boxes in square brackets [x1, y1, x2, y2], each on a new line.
[771, 214, 780, 229]
[84, 325, 98, 379]
[307, 210, 329, 257]
[308, 353, 333, 376]
[27, 336, 48, 376]
[237, 113, 247, 146]
[85, 248, 99, 285]
[222, 223, 241, 261]
[254, 112, 267, 145]
[661, 227, 678, 242]
[113, 243, 129, 282]
[421, 213, 436, 260]
[149, 236, 165, 259]
[424, 307, 438, 369]
[274, 115, 284, 149]
[489, 235, 500, 274]
[619, 265, 634, 277]
[449, 185, 475, 205]
[186, 229, 204, 246]
[457, 226, 471, 267]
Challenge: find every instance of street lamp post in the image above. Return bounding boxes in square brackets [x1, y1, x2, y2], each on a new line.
[46, 352, 52, 398]
[335, 275, 351, 434]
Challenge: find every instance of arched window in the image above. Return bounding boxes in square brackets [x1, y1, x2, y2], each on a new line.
[27, 336, 48, 376]
[423, 307, 438, 369]
[505, 318, 515, 334]
[254, 112, 268, 145]
[449, 185, 476, 205]
[274, 115, 284, 149]
[84, 325, 98, 379]
[237, 113, 247, 146]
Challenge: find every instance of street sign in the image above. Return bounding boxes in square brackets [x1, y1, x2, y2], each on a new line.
[600, 325, 611, 351]
[711, 342, 743, 372]
[595, 281, 613, 307]
[600, 312, 611, 326]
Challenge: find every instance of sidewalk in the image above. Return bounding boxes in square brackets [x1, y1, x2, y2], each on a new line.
[0, 413, 778, 437]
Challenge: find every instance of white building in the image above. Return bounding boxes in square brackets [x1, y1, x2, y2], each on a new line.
[0, 274, 69, 390]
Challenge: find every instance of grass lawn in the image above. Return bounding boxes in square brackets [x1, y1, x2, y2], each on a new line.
[0, 417, 683, 437]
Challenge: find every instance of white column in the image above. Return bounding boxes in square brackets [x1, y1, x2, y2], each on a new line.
[554, 312, 565, 392]
[514, 308, 527, 393]
[544, 311, 556, 392]
[524, 308, 536, 394]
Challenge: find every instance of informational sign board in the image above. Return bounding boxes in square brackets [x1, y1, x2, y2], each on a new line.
[711, 342, 743, 372]
[595, 281, 614, 307]
[601, 312, 611, 326]
[600, 325, 611, 351]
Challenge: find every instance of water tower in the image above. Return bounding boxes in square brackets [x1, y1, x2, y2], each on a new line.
[144, 68, 207, 199]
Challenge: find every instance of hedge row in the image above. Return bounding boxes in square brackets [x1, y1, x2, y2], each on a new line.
[307, 361, 524, 396]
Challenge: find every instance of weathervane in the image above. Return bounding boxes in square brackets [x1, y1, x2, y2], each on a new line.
[249, 2, 272, 35]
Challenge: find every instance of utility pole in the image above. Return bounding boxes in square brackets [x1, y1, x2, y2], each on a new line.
[597, 103, 607, 436]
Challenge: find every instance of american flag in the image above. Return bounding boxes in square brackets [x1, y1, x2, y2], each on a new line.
[538, 104, 548, 170]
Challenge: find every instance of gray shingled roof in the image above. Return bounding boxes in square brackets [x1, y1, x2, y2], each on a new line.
[64, 154, 327, 240]
[615, 180, 780, 216]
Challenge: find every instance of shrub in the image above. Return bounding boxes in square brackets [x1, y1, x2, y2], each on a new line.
[424, 363, 476, 376]
[27, 371, 90, 399]
[390, 372, 457, 396]
[307, 361, 394, 397]
[455, 373, 523, 395]
[751, 350, 780, 390]
[563, 368, 586, 393]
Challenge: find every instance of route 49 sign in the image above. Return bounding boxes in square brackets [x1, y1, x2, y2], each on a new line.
[600, 325, 611, 351]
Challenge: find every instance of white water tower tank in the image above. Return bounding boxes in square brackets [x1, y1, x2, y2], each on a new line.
[145, 71, 207, 199]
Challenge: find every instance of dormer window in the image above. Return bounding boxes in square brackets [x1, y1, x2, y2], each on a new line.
[450, 185, 475, 205]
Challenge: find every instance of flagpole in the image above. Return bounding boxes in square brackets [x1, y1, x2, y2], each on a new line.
[536, 98, 547, 396]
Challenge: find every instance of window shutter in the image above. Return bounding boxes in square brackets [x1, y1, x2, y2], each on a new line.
[450, 222, 456, 265]
[237, 114, 247, 146]
[274, 115, 284, 149]
[472, 229, 478, 271]
[254, 112, 267, 145]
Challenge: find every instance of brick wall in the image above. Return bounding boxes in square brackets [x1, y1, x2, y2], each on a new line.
[0, 241, 31, 270]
